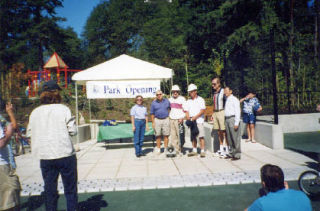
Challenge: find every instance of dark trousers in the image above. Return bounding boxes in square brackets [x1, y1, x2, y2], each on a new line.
[40, 155, 78, 211]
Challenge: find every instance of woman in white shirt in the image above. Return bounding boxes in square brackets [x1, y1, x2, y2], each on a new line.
[27, 81, 77, 211]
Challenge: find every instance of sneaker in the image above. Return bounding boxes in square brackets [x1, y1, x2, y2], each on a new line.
[214, 150, 222, 157]
[153, 148, 161, 155]
[188, 151, 197, 157]
[200, 151, 206, 158]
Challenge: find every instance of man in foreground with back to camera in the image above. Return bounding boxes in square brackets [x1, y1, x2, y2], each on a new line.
[245, 164, 311, 211]
[27, 81, 78, 211]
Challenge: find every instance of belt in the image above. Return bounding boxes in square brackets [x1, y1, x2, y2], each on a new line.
[225, 115, 235, 119]
[214, 109, 224, 112]
[156, 117, 168, 120]
[135, 119, 145, 121]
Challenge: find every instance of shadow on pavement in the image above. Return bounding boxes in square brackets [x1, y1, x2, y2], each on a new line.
[20, 193, 45, 210]
[286, 148, 320, 162]
[78, 194, 108, 211]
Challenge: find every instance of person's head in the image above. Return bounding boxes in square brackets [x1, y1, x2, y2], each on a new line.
[188, 84, 198, 99]
[171, 85, 180, 99]
[135, 95, 144, 105]
[224, 86, 233, 97]
[156, 90, 163, 101]
[39, 80, 62, 104]
[212, 77, 221, 90]
[260, 164, 285, 192]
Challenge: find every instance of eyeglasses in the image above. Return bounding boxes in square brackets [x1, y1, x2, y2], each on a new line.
[156, 94, 162, 96]
[212, 83, 217, 86]
[137, 99, 143, 101]
[172, 91, 179, 94]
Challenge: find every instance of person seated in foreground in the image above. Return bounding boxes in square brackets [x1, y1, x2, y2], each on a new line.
[245, 164, 311, 211]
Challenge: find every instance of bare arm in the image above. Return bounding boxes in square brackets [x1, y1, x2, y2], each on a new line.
[6, 102, 17, 130]
[191, 109, 205, 121]
[145, 116, 149, 131]
[131, 116, 135, 131]
[151, 114, 155, 129]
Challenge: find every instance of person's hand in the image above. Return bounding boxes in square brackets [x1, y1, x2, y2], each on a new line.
[210, 115, 213, 121]
[257, 106, 262, 112]
[132, 126, 136, 132]
[178, 119, 183, 124]
[234, 125, 239, 131]
[284, 181, 289, 189]
[152, 122, 155, 129]
[4, 123, 13, 138]
[146, 125, 149, 131]
[5, 102, 14, 115]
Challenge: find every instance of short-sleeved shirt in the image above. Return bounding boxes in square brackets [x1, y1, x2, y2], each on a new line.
[248, 189, 311, 211]
[150, 98, 170, 119]
[130, 104, 148, 119]
[169, 96, 186, 120]
[243, 97, 260, 115]
[185, 96, 206, 124]
[0, 114, 9, 165]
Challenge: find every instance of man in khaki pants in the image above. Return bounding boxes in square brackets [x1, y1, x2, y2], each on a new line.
[169, 85, 186, 155]
[211, 77, 229, 158]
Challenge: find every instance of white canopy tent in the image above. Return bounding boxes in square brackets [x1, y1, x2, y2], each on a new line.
[71, 54, 173, 144]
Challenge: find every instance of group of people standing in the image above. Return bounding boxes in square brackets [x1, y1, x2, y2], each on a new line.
[130, 77, 262, 160]
[211, 77, 262, 160]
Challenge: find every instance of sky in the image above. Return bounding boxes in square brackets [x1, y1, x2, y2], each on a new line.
[56, 0, 102, 37]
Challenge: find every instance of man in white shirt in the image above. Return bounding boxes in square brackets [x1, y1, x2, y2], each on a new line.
[185, 84, 206, 157]
[224, 86, 241, 160]
[169, 85, 186, 154]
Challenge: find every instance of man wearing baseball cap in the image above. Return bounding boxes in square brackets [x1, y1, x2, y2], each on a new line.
[184, 84, 206, 157]
[168, 85, 186, 155]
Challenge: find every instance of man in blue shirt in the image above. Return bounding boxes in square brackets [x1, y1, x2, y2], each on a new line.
[150, 90, 170, 154]
[246, 164, 311, 211]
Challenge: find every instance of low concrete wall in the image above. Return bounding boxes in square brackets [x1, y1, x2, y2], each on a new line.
[257, 113, 320, 133]
[254, 122, 283, 149]
[71, 124, 92, 144]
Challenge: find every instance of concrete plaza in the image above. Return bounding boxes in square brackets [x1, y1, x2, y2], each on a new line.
[16, 137, 315, 196]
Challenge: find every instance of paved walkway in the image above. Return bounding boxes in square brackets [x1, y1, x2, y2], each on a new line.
[16, 139, 315, 196]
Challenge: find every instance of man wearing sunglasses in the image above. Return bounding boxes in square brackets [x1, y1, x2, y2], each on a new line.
[150, 90, 171, 155]
[211, 77, 229, 158]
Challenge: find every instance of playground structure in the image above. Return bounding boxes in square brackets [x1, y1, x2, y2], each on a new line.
[27, 52, 81, 97]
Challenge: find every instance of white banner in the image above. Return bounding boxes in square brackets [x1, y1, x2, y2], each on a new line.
[86, 80, 160, 99]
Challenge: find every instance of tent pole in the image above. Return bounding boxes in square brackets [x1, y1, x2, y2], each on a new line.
[88, 98, 92, 123]
[170, 78, 173, 97]
[75, 82, 80, 151]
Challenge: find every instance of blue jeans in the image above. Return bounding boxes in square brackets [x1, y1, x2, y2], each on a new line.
[133, 119, 146, 156]
[40, 155, 78, 211]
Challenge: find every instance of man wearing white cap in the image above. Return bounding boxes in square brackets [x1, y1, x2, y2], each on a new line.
[184, 84, 206, 157]
[169, 85, 186, 154]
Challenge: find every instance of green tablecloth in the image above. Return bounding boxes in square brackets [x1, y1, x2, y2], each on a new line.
[97, 123, 154, 142]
